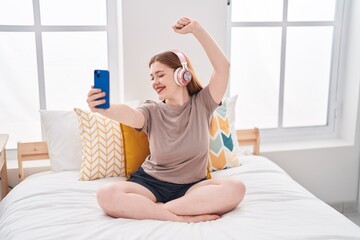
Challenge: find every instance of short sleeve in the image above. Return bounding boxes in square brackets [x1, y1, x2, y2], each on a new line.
[136, 100, 157, 134]
[195, 86, 221, 117]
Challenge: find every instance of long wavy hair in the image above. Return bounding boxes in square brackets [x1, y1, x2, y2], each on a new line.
[148, 51, 203, 96]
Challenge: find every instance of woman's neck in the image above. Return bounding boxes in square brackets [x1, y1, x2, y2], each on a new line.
[165, 89, 190, 106]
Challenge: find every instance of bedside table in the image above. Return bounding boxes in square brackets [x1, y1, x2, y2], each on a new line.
[0, 134, 9, 199]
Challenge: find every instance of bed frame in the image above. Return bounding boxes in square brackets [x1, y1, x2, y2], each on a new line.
[17, 141, 49, 181]
[17, 128, 260, 181]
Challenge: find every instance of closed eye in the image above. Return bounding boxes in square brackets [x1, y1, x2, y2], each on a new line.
[150, 70, 165, 81]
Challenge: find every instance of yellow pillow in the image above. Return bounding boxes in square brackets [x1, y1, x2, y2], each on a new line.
[208, 99, 239, 171]
[120, 124, 150, 178]
[74, 108, 125, 181]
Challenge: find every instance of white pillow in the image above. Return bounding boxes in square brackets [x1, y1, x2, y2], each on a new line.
[40, 110, 82, 171]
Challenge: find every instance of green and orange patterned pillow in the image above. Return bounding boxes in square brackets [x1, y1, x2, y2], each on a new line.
[208, 96, 240, 171]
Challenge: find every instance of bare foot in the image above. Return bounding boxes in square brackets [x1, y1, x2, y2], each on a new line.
[178, 214, 220, 223]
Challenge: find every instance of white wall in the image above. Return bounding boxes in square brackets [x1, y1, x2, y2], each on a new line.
[121, 0, 360, 205]
[338, 1, 360, 143]
[121, 0, 228, 102]
[348, 0, 360, 208]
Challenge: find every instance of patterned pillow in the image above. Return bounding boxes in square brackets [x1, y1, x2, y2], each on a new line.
[208, 97, 239, 171]
[74, 108, 125, 181]
[226, 95, 240, 155]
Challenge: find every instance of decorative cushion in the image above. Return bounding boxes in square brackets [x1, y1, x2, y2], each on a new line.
[120, 124, 150, 178]
[74, 108, 125, 181]
[40, 110, 82, 172]
[208, 96, 240, 171]
[226, 95, 240, 155]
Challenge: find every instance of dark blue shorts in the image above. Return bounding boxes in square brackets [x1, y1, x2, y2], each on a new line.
[127, 167, 205, 203]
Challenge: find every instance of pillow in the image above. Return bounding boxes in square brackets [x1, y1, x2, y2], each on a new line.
[225, 95, 240, 155]
[40, 110, 82, 172]
[208, 96, 240, 171]
[120, 124, 150, 178]
[74, 108, 125, 181]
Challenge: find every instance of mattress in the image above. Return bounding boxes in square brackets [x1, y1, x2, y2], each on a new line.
[1, 156, 360, 240]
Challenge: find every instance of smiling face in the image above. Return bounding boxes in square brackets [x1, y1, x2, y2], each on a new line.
[150, 61, 179, 101]
[148, 51, 203, 102]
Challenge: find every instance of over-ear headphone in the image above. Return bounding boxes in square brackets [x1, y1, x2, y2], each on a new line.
[171, 50, 192, 86]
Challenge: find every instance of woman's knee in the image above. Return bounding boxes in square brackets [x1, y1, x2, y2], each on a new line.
[97, 183, 126, 215]
[224, 179, 246, 205]
[234, 180, 246, 201]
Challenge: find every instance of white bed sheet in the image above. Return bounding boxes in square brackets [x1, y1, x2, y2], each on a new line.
[1, 156, 360, 240]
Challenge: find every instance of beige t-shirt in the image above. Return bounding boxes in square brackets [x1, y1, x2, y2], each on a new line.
[137, 86, 219, 184]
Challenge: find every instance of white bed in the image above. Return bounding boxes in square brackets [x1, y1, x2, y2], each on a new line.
[1, 155, 360, 240]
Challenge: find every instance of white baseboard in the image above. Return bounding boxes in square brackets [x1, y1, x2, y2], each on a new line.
[328, 201, 359, 213]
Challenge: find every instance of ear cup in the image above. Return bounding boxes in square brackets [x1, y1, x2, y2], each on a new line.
[174, 67, 192, 86]
[171, 50, 193, 86]
[173, 67, 182, 86]
[182, 69, 192, 83]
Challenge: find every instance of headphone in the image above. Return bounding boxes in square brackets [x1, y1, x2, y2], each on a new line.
[171, 50, 192, 86]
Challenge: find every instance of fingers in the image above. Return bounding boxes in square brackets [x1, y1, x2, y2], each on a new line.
[178, 17, 191, 25]
[88, 87, 102, 97]
[87, 88, 106, 110]
[173, 17, 191, 30]
[88, 98, 106, 108]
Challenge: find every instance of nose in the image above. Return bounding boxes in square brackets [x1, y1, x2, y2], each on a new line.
[152, 79, 159, 88]
[152, 77, 161, 85]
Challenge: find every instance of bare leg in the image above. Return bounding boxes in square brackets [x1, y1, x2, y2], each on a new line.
[96, 181, 219, 222]
[163, 178, 246, 216]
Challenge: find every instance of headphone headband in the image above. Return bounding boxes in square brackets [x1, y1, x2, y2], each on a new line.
[171, 50, 188, 68]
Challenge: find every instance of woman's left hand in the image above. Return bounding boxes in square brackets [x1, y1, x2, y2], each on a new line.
[172, 17, 199, 34]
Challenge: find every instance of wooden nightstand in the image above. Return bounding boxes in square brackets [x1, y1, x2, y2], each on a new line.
[0, 134, 9, 200]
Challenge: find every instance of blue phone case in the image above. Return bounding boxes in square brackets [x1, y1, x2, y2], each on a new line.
[94, 69, 110, 109]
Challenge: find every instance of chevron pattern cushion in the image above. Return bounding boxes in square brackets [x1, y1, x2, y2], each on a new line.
[208, 98, 240, 171]
[74, 108, 125, 181]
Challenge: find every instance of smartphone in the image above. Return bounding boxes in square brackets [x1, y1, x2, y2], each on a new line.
[94, 69, 110, 109]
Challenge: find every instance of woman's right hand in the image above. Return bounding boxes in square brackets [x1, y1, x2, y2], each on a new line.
[87, 86, 106, 112]
[172, 17, 200, 35]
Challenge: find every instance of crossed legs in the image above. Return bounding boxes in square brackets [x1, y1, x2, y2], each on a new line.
[96, 178, 245, 223]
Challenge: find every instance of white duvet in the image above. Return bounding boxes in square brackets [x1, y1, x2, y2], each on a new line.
[1, 156, 360, 240]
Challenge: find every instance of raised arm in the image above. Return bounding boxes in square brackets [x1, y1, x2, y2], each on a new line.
[172, 17, 230, 104]
[87, 87, 144, 129]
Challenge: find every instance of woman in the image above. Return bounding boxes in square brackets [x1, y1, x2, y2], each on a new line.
[87, 17, 245, 223]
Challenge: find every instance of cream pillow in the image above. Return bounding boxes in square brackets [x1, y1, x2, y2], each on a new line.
[74, 108, 125, 181]
[40, 110, 82, 171]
